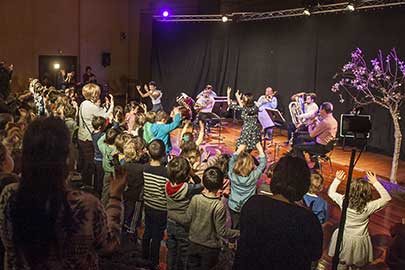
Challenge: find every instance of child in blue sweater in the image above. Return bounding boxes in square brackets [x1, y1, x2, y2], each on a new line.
[228, 142, 266, 229]
[303, 172, 328, 225]
[151, 108, 182, 155]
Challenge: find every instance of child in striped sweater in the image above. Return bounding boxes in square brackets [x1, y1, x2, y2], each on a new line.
[142, 139, 169, 269]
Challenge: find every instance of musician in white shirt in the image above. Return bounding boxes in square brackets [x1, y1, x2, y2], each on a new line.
[287, 92, 319, 144]
[299, 93, 319, 122]
[256, 87, 278, 140]
[196, 84, 217, 99]
[195, 90, 216, 137]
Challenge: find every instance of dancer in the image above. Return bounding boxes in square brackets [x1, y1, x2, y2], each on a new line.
[136, 81, 163, 112]
[328, 170, 392, 270]
[226, 87, 261, 152]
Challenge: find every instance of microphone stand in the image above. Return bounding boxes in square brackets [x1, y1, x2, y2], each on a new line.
[332, 149, 357, 270]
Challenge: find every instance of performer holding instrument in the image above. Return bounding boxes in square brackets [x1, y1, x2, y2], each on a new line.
[255, 87, 278, 140]
[288, 92, 319, 144]
[196, 84, 217, 99]
[195, 89, 216, 136]
[293, 102, 338, 166]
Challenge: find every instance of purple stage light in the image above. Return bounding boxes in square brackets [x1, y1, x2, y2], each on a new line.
[162, 11, 169, 17]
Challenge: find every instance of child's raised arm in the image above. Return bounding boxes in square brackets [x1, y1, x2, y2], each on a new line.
[328, 170, 346, 208]
[365, 171, 392, 214]
[250, 142, 266, 179]
[195, 121, 205, 147]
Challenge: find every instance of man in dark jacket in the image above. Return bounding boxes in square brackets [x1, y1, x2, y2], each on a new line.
[0, 62, 13, 100]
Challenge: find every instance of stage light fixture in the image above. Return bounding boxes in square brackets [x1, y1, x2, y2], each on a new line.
[53, 63, 60, 70]
[347, 3, 355, 11]
[162, 10, 169, 17]
[221, 15, 228, 22]
[303, 8, 311, 16]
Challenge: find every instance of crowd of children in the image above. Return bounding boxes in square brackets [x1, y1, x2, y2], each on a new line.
[0, 77, 403, 270]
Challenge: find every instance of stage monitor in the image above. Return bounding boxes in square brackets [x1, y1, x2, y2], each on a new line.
[340, 114, 372, 139]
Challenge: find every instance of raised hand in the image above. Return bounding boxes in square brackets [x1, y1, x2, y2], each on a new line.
[235, 90, 242, 100]
[227, 86, 232, 96]
[236, 144, 247, 153]
[335, 170, 346, 181]
[202, 149, 211, 161]
[109, 167, 128, 197]
[136, 85, 141, 91]
[366, 171, 378, 184]
[140, 103, 147, 112]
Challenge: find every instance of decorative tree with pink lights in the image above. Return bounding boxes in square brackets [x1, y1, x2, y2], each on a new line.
[332, 48, 404, 183]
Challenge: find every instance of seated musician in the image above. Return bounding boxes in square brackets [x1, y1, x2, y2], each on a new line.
[288, 92, 319, 144]
[293, 102, 337, 166]
[196, 84, 217, 99]
[255, 87, 278, 140]
[195, 90, 215, 135]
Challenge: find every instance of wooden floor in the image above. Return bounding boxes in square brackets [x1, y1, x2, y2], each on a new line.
[169, 121, 405, 270]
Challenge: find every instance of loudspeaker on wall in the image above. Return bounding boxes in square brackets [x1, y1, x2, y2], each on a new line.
[102, 52, 111, 67]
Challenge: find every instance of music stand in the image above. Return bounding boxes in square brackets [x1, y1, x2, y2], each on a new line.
[259, 109, 286, 159]
[212, 98, 228, 115]
[266, 108, 286, 126]
[210, 98, 228, 145]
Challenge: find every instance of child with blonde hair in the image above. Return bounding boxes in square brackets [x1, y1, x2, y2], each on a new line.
[228, 142, 266, 229]
[302, 172, 328, 225]
[122, 137, 149, 240]
[328, 170, 392, 270]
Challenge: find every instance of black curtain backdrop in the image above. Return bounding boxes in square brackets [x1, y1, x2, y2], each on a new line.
[151, 8, 405, 159]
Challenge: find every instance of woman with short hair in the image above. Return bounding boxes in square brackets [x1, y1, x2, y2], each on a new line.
[78, 83, 114, 186]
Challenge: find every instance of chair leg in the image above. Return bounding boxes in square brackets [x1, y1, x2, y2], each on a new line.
[319, 158, 323, 175]
[329, 158, 333, 174]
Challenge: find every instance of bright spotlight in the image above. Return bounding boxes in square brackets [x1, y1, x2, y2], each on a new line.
[347, 4, 355, 11]
[221, 16, 228, 22]
[303, 9, 311, 16]
[53, 63, 60, 70]
[162, 10, 169, 17]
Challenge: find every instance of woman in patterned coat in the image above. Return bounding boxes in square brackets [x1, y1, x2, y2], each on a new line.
[227, 87, 262, 151]
[0, 117, 127, 270]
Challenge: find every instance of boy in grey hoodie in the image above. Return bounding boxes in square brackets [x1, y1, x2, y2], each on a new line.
[184, 167, 240, 270]
[166, 156, 203, 270]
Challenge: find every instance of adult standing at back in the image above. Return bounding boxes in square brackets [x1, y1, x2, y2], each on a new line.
[233, 155, 323, 270]
[0, 62, 13, 100]
[78, 83, 114, 187]
[0, 117, 127, 270]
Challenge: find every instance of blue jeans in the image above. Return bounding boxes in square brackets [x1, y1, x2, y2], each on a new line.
[123, 200, 143, 234]
[142, 205, 167, 267]
[166, 220, 189, 270]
